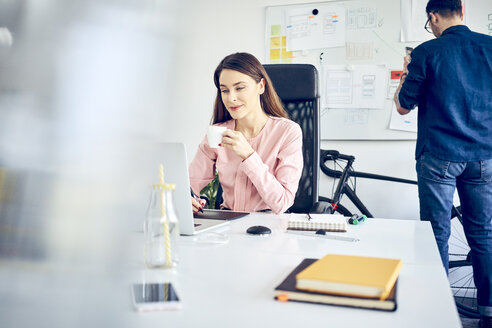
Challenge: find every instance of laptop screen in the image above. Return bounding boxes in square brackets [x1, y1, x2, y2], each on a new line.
[154, 142, 196, 235]
[152, 142, 229, 235]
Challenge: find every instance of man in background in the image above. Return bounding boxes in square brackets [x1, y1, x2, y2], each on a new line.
[394, 0, 492, 326]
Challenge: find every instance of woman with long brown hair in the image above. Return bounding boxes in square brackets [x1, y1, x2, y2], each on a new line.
[189, 52, 303, 214]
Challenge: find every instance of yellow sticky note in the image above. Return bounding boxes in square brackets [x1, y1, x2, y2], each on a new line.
[282, 48, 295, 59]
[271, 24, 281, 36]
[282, 36, 287, 47]
[281, 58, 293, 64]
[270, 48, 281, 60]
[270, 37, 281, 48]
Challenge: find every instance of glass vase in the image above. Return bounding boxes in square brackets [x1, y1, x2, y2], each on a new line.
[144, 184, 180, 268]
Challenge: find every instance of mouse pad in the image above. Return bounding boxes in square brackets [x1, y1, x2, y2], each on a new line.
[193, 209, 249, 221]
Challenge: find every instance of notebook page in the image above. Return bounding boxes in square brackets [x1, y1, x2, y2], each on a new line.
[287, 214, 347, 232]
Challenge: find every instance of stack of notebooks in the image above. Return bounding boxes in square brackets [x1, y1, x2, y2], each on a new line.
[274, 254, 402, 311]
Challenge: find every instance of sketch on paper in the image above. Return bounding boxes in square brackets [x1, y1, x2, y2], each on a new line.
[346, 7, 377, 29]
[322, 65, 387, 109]
[346, 42, 373, 60]
[324, 70, 353, 105]
[285, 4, 345, 51]
[389, 102, 418, 133]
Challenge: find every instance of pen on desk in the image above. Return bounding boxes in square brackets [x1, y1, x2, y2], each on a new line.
[190, 188, 204, 213]
[306, 212, 312, 221]
[286, 230, 360, 242]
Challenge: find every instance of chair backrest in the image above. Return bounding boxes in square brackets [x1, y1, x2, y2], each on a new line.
[263, 64, 320, 213]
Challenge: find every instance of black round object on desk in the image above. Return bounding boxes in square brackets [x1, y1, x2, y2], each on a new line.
[246, 225, 272, 235]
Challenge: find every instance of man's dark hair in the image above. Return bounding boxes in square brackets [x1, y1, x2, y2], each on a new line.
[426, 0, 462, 18]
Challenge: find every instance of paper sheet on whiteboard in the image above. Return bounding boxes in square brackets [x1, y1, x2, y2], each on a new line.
[285, 4, 346, 51]
[322, 64, 387, 109]
[400, 0, 434, 42]
[389, 102, 418, 133]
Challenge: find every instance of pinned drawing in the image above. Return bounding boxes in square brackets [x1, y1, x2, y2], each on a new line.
[285, 4, 345, 51]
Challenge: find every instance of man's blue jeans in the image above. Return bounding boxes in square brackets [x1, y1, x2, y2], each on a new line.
[417, 152, 492, 316]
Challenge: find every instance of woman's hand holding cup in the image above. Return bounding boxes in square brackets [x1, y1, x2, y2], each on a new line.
[221, 130, 254, 160]
[207, 126, 227, 148]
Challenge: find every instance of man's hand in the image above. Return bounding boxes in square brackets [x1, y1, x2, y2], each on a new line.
[394, 55, 411, 115]
[403, 54, 411, 74]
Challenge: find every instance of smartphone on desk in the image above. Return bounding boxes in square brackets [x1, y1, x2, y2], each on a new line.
[131, 282, 182, 312]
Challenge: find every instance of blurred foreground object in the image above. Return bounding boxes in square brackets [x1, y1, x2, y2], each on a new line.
[0, 0, 179, 326]
[0, 27, 13, 47]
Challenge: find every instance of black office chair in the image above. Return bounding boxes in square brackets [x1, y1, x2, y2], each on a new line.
[211, 64, 330, 213]
[263, 64, 320, 213]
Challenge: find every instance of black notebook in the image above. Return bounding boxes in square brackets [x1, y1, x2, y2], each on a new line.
[193, 209, 249, 221]
[274, 258, 398, 312]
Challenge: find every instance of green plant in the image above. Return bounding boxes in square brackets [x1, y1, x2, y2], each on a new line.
[200, 171, 219, 209]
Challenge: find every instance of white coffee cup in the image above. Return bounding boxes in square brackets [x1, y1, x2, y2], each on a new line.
[207, 126, 227, 148]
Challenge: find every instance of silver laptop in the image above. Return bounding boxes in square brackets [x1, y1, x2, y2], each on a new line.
[158, 142, 228, 235]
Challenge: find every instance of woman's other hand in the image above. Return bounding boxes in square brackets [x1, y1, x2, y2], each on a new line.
[191, 196, 206, 213]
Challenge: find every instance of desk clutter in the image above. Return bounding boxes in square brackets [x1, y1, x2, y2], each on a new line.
[275, 254, 402, 312]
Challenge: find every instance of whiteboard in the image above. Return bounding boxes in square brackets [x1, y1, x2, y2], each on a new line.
[265, 0, 492, 140]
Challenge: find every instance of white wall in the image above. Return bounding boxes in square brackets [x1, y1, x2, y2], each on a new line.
[169, 0, 420, 220]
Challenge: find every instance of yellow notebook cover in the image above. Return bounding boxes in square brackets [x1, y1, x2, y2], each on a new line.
[295, 254, 402, 300]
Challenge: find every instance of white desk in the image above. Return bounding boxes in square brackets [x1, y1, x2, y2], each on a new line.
[126, 213, 462, 328]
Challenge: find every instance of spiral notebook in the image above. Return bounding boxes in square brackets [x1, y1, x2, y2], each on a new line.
[287, 214, 347, 232]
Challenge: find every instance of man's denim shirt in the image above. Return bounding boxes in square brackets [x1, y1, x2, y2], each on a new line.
[398, 25, 492, 161]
